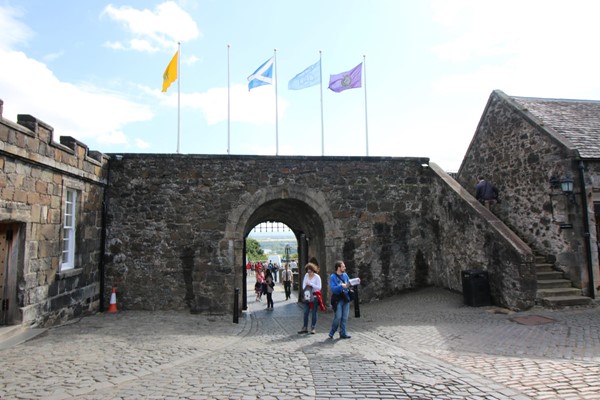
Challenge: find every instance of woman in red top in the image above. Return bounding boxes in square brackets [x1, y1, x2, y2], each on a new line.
[255, 266, 265, 302]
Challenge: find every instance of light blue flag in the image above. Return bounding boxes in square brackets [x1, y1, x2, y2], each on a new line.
[248, 56, 274, 91]
[288, 60, 321, 90]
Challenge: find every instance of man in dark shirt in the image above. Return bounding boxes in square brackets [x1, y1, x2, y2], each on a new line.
[475, 176, 498, 209]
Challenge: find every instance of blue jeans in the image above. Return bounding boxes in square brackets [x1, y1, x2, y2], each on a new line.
[303, 300, 318, 329]
[329, 300, 350, 337]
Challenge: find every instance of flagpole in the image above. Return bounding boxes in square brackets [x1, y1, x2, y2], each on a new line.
[274, 49, 279, 156]
[319, 50, 324, 156]
[363, 54, 369, 156]
[227, 44, 231, 155]
[177, 41, 181, 154]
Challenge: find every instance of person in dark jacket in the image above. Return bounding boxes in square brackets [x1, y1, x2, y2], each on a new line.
[475, 176, 498, 210]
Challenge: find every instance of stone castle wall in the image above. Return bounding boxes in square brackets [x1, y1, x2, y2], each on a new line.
[0, 111, 108, 327]
[104, 154, 535, 313]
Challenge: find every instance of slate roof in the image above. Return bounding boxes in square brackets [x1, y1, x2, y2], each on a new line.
[509, 94, 600, 159]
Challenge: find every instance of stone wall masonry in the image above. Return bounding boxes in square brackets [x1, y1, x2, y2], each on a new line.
[105, 154, 535, 314]
[456, 91, 591, 292]
[0, 111, 108, 327]
[428, 163, 536, 309]
[104, 155, 435, 313]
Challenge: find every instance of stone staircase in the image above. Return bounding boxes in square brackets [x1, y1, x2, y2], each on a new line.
[535, 255, 594, 308]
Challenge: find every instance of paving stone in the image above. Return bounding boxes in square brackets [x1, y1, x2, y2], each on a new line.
[0, 284, 599, 399]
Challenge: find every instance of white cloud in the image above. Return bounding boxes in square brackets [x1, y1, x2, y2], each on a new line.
[143, 83, 289, 126]
[135, 138, 151, 149]
[192, 84, 289, 125]
[185, 54, 200, 65]
[0, 49, 154, 147]
[101, 1, 201, 52]
[42, 50, 65, 63]
[0, 4, 32, 51]
[104, 38, 159, 53]
[0, 6, 161, 152]
[129, 39, 159, 53]
[430, 0, 600, 98]
[103, 41, 126, 50]
[96, 130, 128, 145]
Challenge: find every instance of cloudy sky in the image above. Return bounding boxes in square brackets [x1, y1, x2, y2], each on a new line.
[1, 0, 599, 171]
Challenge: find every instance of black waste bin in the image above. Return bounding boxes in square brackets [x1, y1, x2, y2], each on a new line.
[461, 270, 491, 307]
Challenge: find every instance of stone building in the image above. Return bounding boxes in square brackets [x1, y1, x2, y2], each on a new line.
[4, 89, 599, 328]
[0, 107, 108, 327]
[456, 90, 600, 304]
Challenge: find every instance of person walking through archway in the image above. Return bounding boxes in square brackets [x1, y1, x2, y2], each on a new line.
[282, 263, 293, 300]
[298, 262, 324, 334]
[264, 269, 275, 309]
[255, 266, 265, 302]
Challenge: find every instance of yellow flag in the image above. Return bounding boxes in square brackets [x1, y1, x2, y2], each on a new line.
[162, 51, 178, 92]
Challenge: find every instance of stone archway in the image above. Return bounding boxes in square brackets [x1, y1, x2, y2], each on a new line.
[224, 185, 342, 314]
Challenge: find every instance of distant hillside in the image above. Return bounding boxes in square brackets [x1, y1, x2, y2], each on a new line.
[248, 232, 297, 258]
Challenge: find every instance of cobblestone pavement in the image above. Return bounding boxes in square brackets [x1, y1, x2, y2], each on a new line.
[1, 278, 599, 399]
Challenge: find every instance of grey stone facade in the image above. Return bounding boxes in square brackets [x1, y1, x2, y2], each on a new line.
[457, 90, 600, 297]
[104, 155, 535, 314]
[0, 113, 108, 327]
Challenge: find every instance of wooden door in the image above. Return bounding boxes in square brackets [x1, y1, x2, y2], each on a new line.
[0, 223, 19, 325]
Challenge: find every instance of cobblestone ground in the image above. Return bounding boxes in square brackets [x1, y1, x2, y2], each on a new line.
[1, 280, 599, 399]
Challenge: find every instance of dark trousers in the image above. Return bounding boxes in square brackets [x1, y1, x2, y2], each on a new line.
[284, 281, 291, 299]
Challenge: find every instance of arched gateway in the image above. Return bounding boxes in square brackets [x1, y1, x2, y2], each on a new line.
[225, 185, 342, 308]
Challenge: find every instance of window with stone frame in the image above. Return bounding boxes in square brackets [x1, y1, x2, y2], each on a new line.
[61, 188, 77, 271]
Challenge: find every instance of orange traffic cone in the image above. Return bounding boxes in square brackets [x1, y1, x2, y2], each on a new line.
[107, 287, 118, 313]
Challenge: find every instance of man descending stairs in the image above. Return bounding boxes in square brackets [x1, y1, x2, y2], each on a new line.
[535, 255, 594, 308]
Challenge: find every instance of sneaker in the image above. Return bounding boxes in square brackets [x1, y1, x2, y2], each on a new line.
[298, 328, 308, 334]
[339, 334, 352, 339]
[310, 329, 316, 334]
[328, 334, 333, 339]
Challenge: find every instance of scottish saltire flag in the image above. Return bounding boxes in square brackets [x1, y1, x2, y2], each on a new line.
[328, 62, 362, 93]
[248, 56, 274, 90]
[288, 60, 321, 90]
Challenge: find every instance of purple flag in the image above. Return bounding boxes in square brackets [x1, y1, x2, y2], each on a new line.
[328, 62, 362, 93]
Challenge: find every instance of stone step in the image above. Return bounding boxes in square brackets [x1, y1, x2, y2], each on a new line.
[537, 287, 582, 298]
[536, 271, 564, 280]
[535, 263, 556, 272]
[0, 326, 47, 351]
[537, 279, 573, 289]
[539, 295, 594, 308]
[0, 325, 24, 341]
